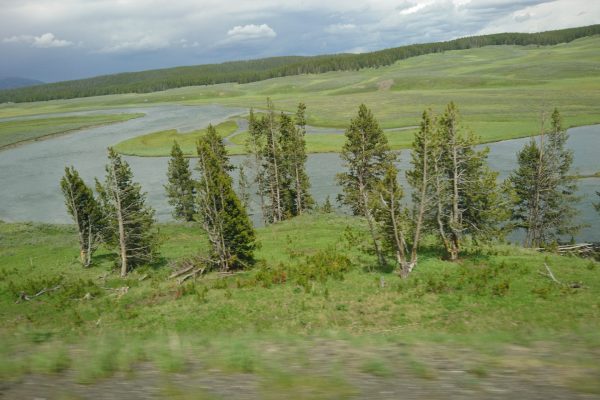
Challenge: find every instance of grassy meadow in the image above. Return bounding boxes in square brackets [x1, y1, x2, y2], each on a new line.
[1, 36, 599, 155]
[1, 214, 600, 397]
[0, 113, 143, 149]
[114, 120, 242, 157]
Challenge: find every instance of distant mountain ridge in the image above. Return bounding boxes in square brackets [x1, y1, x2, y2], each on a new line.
[0, 77, 44, 91]
[1, 24, 599, 103]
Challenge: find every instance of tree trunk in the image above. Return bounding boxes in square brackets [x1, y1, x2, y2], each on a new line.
[409, 135, 429, 267]
[361, 181, 385, 268]
[294, 165, 302, 215]
[111, 165, 128, 277]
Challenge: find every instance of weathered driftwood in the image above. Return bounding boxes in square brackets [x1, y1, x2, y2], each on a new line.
[538, 263, 585, 289]
[536, 243, 599, 256]
[169, 255, 212, 284]
[177, 266, 206, 285]
[16, 285, 62, 303]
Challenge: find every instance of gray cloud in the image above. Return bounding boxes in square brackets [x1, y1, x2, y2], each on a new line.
[0, 0, 597, 82]
[3, 32, 74, 48]
[227, 24, 277, 41]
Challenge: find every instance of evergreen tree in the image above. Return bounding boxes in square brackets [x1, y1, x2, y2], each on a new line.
[165, 141, 196, 221]
[196, 125, 256, 271]
[60, 166, 104, 267]
[262, 98, 284, 223]
[374, 164, 410, 272]
[509, 109, 579, 247]
[290, 103, 314, 214]
[337, 104, 395, 267]
[430, 102, 505, 260]
[245, 109, 268, 224]
[237, 164, 251, 211]
[96, 148, 158, 276]
[247, 99, 313, 223]
[322, 196, 333, 213]
[382, 109, 436, 276]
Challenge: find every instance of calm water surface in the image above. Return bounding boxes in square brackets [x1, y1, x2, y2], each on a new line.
[1, 105, 598, 242]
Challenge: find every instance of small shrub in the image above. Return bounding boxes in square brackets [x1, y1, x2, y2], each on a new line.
[211, 278, 228, 290]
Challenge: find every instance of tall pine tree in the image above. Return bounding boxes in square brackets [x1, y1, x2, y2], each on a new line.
[429, 102, 505, 260]
[195, 125, 256, 271]
[165, 141, 196, 221]
[509, 109, 579, 247]
[376, 109, 436, 277]
[262, 98, 285, 223]
[337, 104, 395, 267]
[60, 166, 104, 267]
[289, 103, 314, 214]
[96, 148, 159, 276]
[245, 109, 268, 224]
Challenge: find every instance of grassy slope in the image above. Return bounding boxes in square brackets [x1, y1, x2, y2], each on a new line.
[1, 215, 599, 394]
[1, 37, 599, 153]
[0, 113, 144, 148]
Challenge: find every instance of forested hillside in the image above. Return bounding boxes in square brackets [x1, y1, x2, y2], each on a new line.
[1, 24, 599, 103]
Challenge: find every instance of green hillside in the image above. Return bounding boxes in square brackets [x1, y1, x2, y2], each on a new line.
[1, 215, 599, 396]
[1, 24, 599, 103]
[104, 36, 600, 156]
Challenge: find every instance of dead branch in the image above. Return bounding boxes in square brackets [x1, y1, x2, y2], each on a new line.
[16, 285, 61, 303]
[177, 266, 206, 285]
[543, 263, 561, 284]
[169, 264, 195, 279]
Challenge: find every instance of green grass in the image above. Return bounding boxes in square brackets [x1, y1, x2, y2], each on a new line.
[1, 214, 600, 394]
[2, 37, 600, 154]
[574, 171, 600, 179]
[0, 113, 144, 148]
[113, 119, 241, 156]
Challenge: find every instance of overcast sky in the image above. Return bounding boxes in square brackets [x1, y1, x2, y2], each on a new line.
[1, 0, 598, 82]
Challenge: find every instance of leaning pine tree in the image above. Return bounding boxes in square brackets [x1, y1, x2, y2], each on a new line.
[165, 141, 196, 221]
[195, 125, 256, 271]
[337, 104, 395, 267]
[60, 166, 104, 267]
[96, 148, 159, 276]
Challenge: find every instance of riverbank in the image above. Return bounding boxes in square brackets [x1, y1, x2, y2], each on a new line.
[0, 113, 144, 150]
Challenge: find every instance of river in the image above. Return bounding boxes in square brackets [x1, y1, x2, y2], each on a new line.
[0, 105, 598, 242]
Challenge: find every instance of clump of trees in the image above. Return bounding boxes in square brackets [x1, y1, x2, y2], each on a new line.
[508, 109, 579, 247]
[338, 103, 509, 276]
[245, 99, 314, 224]
[337, 103, 584, 277]
[60, 149, 159, 276]
[194, 125, 256, 271]
[163, 124, 257, 272]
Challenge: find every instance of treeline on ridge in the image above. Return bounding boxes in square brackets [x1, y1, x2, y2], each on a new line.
[2, 24, 599, 103]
